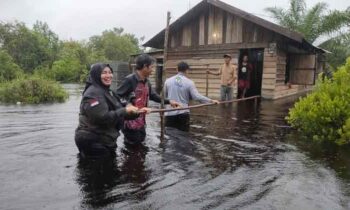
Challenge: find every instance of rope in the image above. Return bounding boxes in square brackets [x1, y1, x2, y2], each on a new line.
[150, 95, 260, 113]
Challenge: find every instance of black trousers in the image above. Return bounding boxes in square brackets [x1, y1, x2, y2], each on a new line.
[122, 127, 146, 146]
[165, 113, 190, 131]
[75, 130, 116, 158]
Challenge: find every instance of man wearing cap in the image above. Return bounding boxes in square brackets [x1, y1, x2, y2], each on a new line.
[164, 61, 219, 131]
[207, 54, 236, 101]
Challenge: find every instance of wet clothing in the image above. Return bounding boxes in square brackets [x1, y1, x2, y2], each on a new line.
[238, 63, 253, 89]
[116, 72, 171, 144]
[165, 113, 190, 132]
[75, 63, 136, 157]
[164, 73, 211, 116]
[220, 85, 233, 101]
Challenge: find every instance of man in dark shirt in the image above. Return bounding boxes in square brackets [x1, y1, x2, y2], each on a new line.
[116, 54, 180, 146]
[238, 55, 253, 98]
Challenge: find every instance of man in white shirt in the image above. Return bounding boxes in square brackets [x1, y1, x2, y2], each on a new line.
[164, 62, 219, 131]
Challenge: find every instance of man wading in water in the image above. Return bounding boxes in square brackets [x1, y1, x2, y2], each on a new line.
[116, 54, 181, 146]
[164, 61, 219, 131]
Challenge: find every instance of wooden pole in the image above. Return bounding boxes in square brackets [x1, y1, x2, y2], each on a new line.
[160, 11, 171, 140]
[151, 95, 260, 113]
[206, 64, 209, 97]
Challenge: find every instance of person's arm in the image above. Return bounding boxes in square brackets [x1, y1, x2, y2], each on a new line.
[116, 77, 132, 98]
[188, 81, 214, 103]
[248, 64, 253, 81]
[228, 66, 236, 85]
[116, 77, 135, 104]
[148, 82, 170, 104]
[82, 96, 127, 125]
[207, 67, 221, 76]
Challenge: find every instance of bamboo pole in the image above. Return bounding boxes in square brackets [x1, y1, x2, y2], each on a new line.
[151, 95, 260, 113]
[160, 11, 171, 140]
[206, 64, 209, 97]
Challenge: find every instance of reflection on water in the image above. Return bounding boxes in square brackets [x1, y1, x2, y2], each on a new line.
[1, 84, 350, 209]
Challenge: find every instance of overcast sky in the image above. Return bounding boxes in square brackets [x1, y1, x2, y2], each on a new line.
[0, 0, 349, 43]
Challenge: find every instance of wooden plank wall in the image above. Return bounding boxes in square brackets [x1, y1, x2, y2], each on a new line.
[225, 14, 243, 43]
[208, 5, 223, 45]
[261, 47, 314, 99]
[261, 49, 277, 99]
[165, 49, 239, 99]
[182, 24, 192, 46]
[199, 14, 205, 45]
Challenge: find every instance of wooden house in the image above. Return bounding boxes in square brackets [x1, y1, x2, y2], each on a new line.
[141, 0, 326, 99]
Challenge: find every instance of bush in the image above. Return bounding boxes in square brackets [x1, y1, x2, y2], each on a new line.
[33, 58, 87, 83]
[0, 50, 23, 82]
[287, 57, 350, 145]
[0, 75, 69, 104]
[50, 58, 86, 82]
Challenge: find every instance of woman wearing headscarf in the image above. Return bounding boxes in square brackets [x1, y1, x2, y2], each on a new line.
[75, 63, 145, 158]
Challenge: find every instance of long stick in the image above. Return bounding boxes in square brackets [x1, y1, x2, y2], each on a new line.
[206, 64, 209, 97]
[150, 95, 260, 113]
[160, 11, 171, 140]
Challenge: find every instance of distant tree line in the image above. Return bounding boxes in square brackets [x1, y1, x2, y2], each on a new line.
[0, 21, 143, 83]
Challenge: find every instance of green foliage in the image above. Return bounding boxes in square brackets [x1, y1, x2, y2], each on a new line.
[265, 0, 350, 68]
[0, 21, 60, 72]
[265, 0, 350, 43]
[287, 57, 350, 145]
[88, 27, 141, 61]
[50, 57, 86, 82]
[0, 50, 23, 82]
[0, 75, 68, 104]
[319, 33, 350, 69]
[0, 21, 142, 85]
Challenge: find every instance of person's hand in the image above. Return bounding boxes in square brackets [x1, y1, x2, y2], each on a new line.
[169, 100, 182, 108]
[211, 99, 220, 104]
[125, 104, 139, 114]
[138, 107, 152, 114]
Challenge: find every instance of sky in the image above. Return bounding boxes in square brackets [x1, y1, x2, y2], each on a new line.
[0, 0, 349, 43]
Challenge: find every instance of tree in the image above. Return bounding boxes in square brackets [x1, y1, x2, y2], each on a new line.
[265, 0, 350, 68]
[33, 21, 60, 67]
[0, 21, 60, 72]
[88, 27, 141, 61]
[0, 50, 23, 82]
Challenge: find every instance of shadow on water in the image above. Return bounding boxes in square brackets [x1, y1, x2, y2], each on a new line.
[1, 84, 350, 209]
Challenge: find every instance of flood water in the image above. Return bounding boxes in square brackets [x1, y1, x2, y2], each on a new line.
[1, 84, 350, 210]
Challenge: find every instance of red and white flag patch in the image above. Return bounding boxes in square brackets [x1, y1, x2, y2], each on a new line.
[89, 99, 99, 107]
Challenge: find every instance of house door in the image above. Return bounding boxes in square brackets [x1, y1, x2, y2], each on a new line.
[238, 48, 264, 98]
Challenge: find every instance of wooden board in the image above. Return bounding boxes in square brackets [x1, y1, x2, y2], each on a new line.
[199, 14, 205, 45]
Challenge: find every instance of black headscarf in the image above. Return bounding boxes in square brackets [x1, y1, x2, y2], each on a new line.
[83, 63, 113, 94]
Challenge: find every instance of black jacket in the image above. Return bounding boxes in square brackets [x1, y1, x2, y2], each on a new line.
[116, 73, 170, 105]
[76, 85, 127, 148]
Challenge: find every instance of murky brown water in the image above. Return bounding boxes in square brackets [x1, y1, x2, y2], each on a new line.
[1, 84, 350, 210]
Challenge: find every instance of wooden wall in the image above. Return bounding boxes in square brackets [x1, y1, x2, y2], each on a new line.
[165, 47, 240, 99]
[263, 47, 313, 99]
[169, 5, 277, 49]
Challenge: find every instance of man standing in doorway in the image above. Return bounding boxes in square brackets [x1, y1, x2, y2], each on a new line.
[164, 62, 219, 131]
[207, 54, 236, 101]
[238, 55, 253, 98]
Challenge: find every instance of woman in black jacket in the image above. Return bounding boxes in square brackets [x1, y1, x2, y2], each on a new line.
[75, 63, 143, 158]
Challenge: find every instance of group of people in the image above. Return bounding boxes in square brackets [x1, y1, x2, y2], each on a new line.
[74, 53, 253, 158]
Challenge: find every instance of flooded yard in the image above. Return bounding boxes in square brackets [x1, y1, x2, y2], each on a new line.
[1, 84, 350, 210]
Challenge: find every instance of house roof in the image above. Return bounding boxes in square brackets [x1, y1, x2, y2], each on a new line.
[143, 0, 322, 52]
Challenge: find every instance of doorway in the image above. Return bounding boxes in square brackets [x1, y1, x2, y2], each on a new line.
[237, 48, 264, 98]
